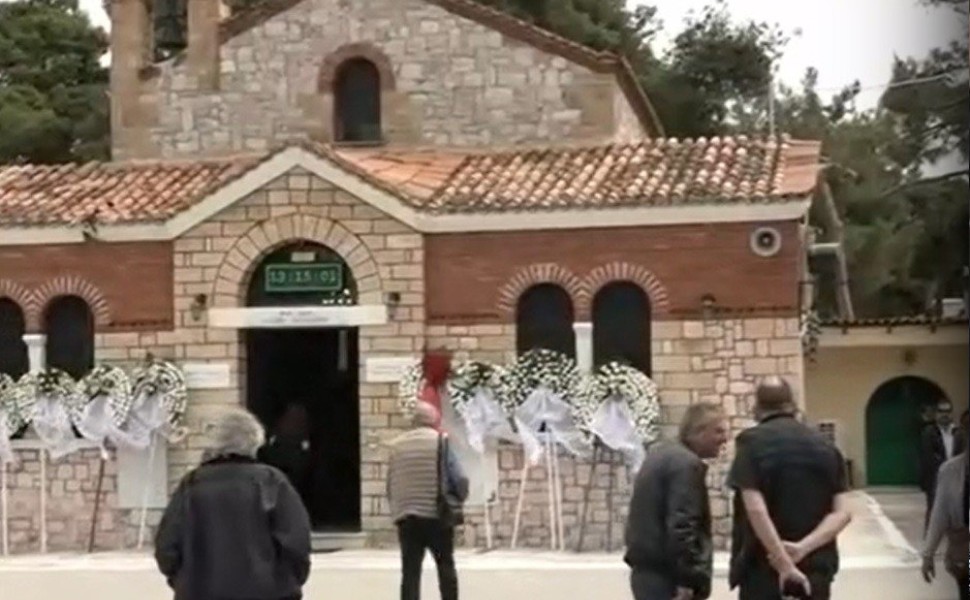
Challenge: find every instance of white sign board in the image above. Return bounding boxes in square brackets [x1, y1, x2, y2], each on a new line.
[365, 356, 416, 383]
[208, 305, 388, 329]
[183, 362, 232, 389]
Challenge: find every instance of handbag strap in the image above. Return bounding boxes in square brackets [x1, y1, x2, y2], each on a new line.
[436, 433, 446, 497]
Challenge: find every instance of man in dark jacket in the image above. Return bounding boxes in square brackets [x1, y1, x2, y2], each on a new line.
[624, 402, 729, 600]
[728, 376, 852, 600]
[155, 409, 312, 600]
[920, 399, 966, 529]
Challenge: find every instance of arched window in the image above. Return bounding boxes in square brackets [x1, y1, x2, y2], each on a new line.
[334, 58, 382, 143]
[593, 281, 651, 374]
[44, 296, 95, 380]
[0, 298, 28, 379]
[515, 284, 575, 358]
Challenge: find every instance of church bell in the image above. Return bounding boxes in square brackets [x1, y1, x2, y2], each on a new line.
[153, 0, 188, 60]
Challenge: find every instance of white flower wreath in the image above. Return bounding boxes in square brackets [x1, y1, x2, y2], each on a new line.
[0, 373, 27, 435]
[77, 365, 134, 427]
[131, 360, 188, 428]
[397, 361, 424, 416]
[497, 349, 586, 425]
[17, 368, 82, 414]
[585, 362, 661, 441]
[446, 360, 500, 417]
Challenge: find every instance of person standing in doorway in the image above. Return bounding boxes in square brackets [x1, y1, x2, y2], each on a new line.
[623, 403, 729, 600]
[921, 409, 970, 600]
[387, 402, 469, 600]
[921, 399, 966, 529]
[728, 376, 853, 600]
[258, 403, 312, 509]
[155, 408, 312, 600]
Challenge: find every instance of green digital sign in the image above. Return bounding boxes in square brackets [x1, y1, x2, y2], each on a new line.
[265, 263, 343, 293]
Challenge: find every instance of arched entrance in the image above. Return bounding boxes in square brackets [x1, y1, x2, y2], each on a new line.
[865, 376, 945, 486]
[245, 241, 361, 532]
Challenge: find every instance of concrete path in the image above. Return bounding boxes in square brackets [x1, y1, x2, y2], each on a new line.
[0, 491, 958, 600]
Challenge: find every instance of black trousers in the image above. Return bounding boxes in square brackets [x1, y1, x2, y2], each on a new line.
[397, 517, 458, 600]
[958, 574, 968, 600]
[630, 569, 676, 600]
[924, 488, 936, 531]
[738, 565, 832, 600]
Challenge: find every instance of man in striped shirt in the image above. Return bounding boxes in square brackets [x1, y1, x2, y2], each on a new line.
[387, 402, 469, 600]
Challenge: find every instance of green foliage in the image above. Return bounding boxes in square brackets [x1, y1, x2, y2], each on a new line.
[0, 0, 109, 163]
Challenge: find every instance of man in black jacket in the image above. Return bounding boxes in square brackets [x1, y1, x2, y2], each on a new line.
[728, 376, 852, 600]
[920, 399, 966, 529]
[624, 402, 729, 600]
[155, 409, 312, 600]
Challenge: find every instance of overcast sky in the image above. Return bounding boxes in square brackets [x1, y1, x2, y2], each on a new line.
[75, 0, 962, 110]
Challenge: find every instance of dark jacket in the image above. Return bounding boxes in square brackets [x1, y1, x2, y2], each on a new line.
[728, 414, 847, 588]
[154, 455, 312, 600]
[623, 442, 713, 599]
[920, 424, 966, 492]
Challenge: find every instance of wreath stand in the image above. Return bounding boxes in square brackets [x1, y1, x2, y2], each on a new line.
[575, 440, 622, 553]
[1, 460, 8, 556]
[39, 447, 48, 553]
[87, 448, 109, 552]
[136, 432, 159, 550]
[510, 428, 565, 551]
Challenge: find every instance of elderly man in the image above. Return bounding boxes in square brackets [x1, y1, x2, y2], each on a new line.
[155, 408, 312, 600]
[623, 402, 729, 600]
[922, 409, 970, 600]
[728, 376, 852, 600]
[387, 402, 469, 600]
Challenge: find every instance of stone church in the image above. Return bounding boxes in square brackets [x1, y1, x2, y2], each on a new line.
[0, 0, 822, 552]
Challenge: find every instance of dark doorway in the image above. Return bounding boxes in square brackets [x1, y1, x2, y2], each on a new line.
[245, 242, 361, 532]
[866, 376, 945, 486]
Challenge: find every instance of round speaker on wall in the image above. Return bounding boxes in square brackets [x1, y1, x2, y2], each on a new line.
[750, 226, 783, 257]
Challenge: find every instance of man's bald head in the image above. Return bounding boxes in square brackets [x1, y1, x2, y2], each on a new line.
[755, 376, 796, 416]
[411, 402, 439, 428]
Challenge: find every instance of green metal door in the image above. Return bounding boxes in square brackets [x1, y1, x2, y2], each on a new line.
[866, 377, 942, 486]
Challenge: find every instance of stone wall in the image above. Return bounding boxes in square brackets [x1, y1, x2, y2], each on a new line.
[2, 445, 124, 554]
[115, 0, 645, 160]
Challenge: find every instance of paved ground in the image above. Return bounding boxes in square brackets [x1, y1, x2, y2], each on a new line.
[0, 490, 960, 600]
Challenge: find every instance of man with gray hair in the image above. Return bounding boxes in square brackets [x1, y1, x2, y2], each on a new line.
[728, 376, 852, 600]
[387, 401, 469, 600]
[155, 408, 312, 600]
[624, 402, 729, 600]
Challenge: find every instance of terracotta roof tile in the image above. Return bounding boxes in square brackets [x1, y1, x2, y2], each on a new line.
[0, 136, 822, 227]
[0, 157, 261, 226]
[337, 136, 822, 214]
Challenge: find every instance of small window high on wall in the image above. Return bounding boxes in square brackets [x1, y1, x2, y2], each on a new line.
[334, 58, 382, 143]
[593, 281, 651, 375]
[515, 283, 575, 358]
[44, 296, 94, 380]
[0, 298, 28, 379]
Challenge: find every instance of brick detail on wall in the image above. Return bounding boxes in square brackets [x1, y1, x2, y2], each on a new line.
[495, 263, 585, 316]
[318, 42, 397, 92]
[0, 279, 38, 330]
[212, 214, 385, 308]
[585, 261, 671, 316]
[34, 276, 112, 327]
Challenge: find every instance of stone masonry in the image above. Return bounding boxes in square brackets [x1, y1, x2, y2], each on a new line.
[116, 0, 645, 160]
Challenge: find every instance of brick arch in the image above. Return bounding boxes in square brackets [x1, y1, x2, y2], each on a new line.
[496, 263, 585, 315]
[318, 42, 397, 93]
[34, 276, 111, 328]
[212, 214, 384, 308]
[0, 280, 38, 331]
[585, 262, 671, 316]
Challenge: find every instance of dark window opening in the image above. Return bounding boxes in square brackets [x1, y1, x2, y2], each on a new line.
[0, 298, 28, 379]
[44, 296, 95, 380]
[593, 282, 651, 375]
[334, 58, 382, 143]
[152, 0, 187, 61]
[515, 284, 575, 358]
